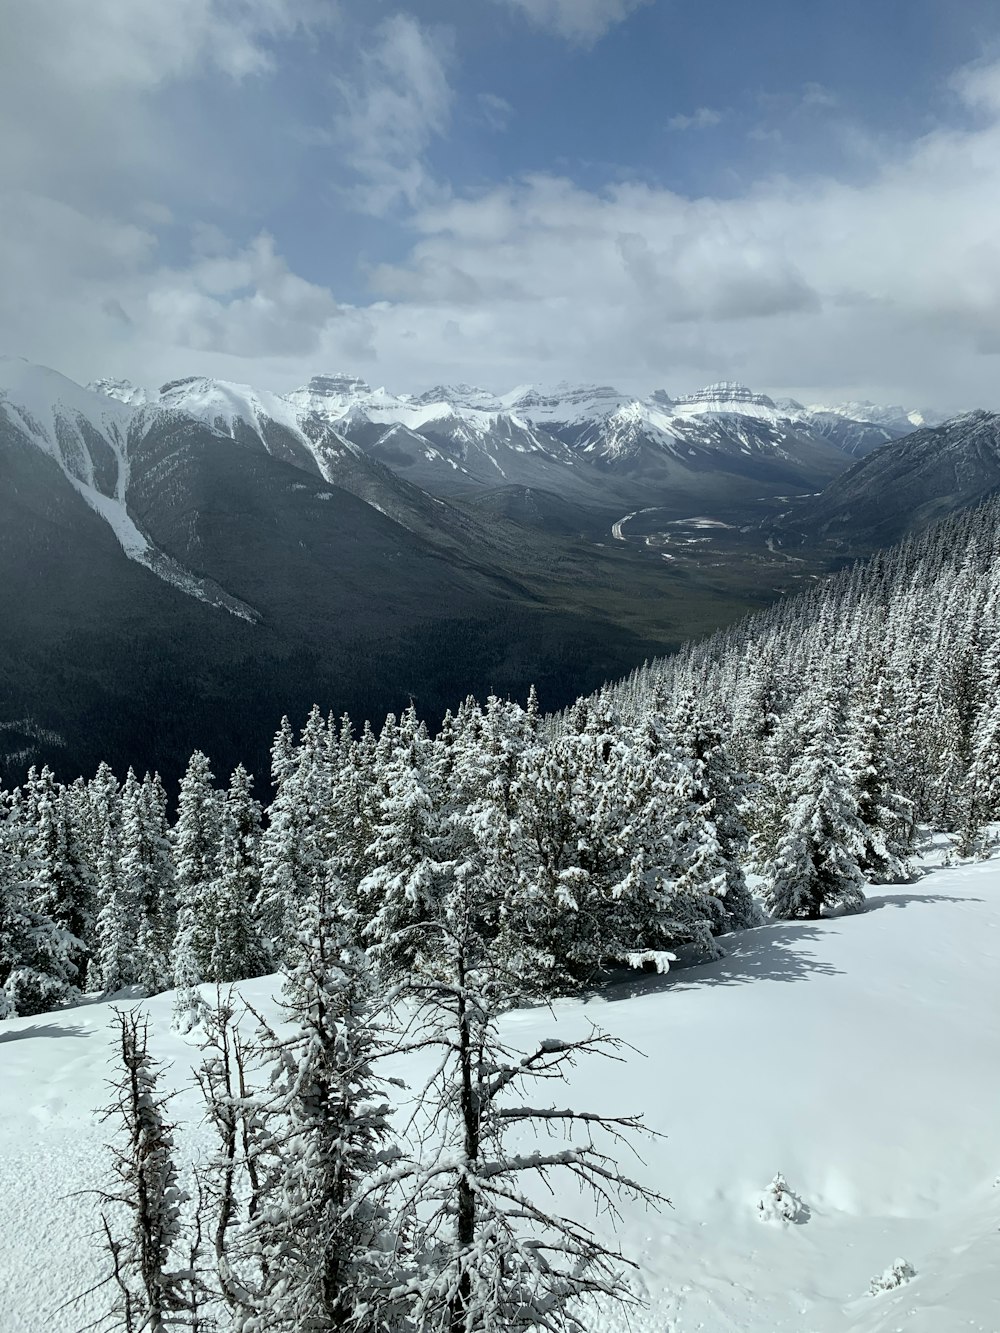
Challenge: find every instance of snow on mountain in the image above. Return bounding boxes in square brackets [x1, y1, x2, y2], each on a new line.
[1, 356, 132, 460]
[86, 376, 149, 407]
[33, 358, 951, 503]
[279, 371, 946, 477]
[2, 842, 999, 1332]
[413, 383, 501, 411]
[283, 374, 595, 491]
[0, 356, 142, 545]
[672, 381, 785, 421]
[498, 382, 636, 425]
[154, 374, 308, 442]
[812, 400, 944, 431]
[0, 361, 257, 619]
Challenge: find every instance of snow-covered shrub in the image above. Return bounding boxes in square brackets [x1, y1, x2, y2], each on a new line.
[756, 1172, 807, 1224]
[868, 1258, 915, 1295]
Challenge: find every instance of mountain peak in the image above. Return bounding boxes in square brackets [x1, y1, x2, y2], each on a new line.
[89, 377, 149, 406]
[676, 382, 777, 410]
[413, 384, 498, 410]
[302, 373, 372, 398]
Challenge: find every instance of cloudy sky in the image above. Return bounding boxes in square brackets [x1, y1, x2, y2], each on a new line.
[4, 0, 1000, 409]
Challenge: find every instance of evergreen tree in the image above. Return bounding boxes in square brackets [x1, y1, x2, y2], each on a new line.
[668, 692, 762, 934]
[847, 673, 913, 881]
[0, 793, 77, 1018]
[763, 689, 868, 920]
[25, 767, 94, 989]
[92, 1009, 195, 1332]
[206, 765, 269, 984]
[259, 708, 331, 963]
[385, 896, 666, 1333]
[194, 889, 399, 1331]
[358, 706, 455, 978]
[171, 751, 222, 1030]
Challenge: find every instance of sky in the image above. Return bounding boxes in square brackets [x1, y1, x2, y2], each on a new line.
[4, 0, 1000, 411]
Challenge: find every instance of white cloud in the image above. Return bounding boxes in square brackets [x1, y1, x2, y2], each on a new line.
[353, 64, 1000, 408]
[4, 2, 1000, 417]
[952, 59, 1000, 114]
[667, 107, 724, 131]
[332, 14, 454, 213]
[495, 0, 650, 45]
[800, 82, 837, 109]
[478, 92, 515, 131]
[0, 1, 362, 387]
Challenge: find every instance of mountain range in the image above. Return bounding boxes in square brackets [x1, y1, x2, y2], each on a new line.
[92, 370, 940, 505]
[2, 354, 995, 788]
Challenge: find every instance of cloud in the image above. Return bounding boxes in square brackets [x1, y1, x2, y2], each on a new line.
[495, 0, 650, 45]
[144, 234, 345, 358]
[667, 107, 724, 131]
[354, 63, 1000, 408]
[952, 59, 1000, 114]
[800, 82, 837, 109]
[0, 2, 363, 386]
[0, 0, 329, 226]
[478, 92, 514, 131]
[332, 14, 454, 213]
[5, 2, 1000, 416]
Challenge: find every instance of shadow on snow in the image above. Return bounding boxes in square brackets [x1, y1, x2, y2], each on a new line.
[0, 1021, 91, 1044]
[604, 919, 841, 1000]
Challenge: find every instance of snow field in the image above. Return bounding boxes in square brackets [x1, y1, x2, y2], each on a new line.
[1, 850, 999, 1332]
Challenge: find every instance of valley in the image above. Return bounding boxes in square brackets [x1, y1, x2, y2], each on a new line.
[1, 357, 993, 790]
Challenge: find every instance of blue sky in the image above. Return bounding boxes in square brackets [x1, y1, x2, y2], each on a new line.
[4, 0, 1000, 409]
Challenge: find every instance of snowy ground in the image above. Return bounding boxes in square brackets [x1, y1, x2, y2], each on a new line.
[2, 846, 999, 1332]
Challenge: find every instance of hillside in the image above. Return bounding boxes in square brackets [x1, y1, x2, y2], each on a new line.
[1, 841, 998, 1333]
[772, 411, 1000, 551]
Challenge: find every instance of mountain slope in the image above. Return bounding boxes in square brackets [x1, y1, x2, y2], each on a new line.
[0, 361, 711, 786]
[773, 411, 1000, 549]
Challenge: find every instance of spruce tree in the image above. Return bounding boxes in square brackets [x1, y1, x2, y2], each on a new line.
[171, 751, 222, 1030]
[763, 688, 868, 920]
[385, 893, 666, 1333]
[0, 793, 76, 1017]
[206, 765, 269, 984]
[200, 886, 400, 1331]
[92, 1009, 195, 1332]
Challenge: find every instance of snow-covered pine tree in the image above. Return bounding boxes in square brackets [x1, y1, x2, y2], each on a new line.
[0, 790, 77, 1018]
[89, 763, 134, 997]
[91, 1008, 195, 1332]
[138, 774, 177, 993]
[258, 708, 331, 963]
[102, 770, 174, 999]
[25, 766, 94, 991]
[205, 885, 400, 1331]
[385, 890, 666, 1333]
[206, 765, 269, 984]
[847, 671, 913, 881]
[957, 692, 1000, 856]
[763, 684, 868, 920]
[357, 705, 456, 978]
[668, 690, 762, 934]
[171, 751, 222, 1030]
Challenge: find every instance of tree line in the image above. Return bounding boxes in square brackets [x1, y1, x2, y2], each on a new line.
[4, 497, 1000, 1021]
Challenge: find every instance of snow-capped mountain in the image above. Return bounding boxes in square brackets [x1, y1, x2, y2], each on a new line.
[7, 356, 951, 568]
[9, 357, 663, 787]
[276, 375, 907, 496]
[87, 376, 149, 407]
[283, 374, 617, 500]
[74, 367, 940, 504]
[0, 353, 981, 799]
[774, 410, 1000, 550]
[505, 379, 932, 468]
